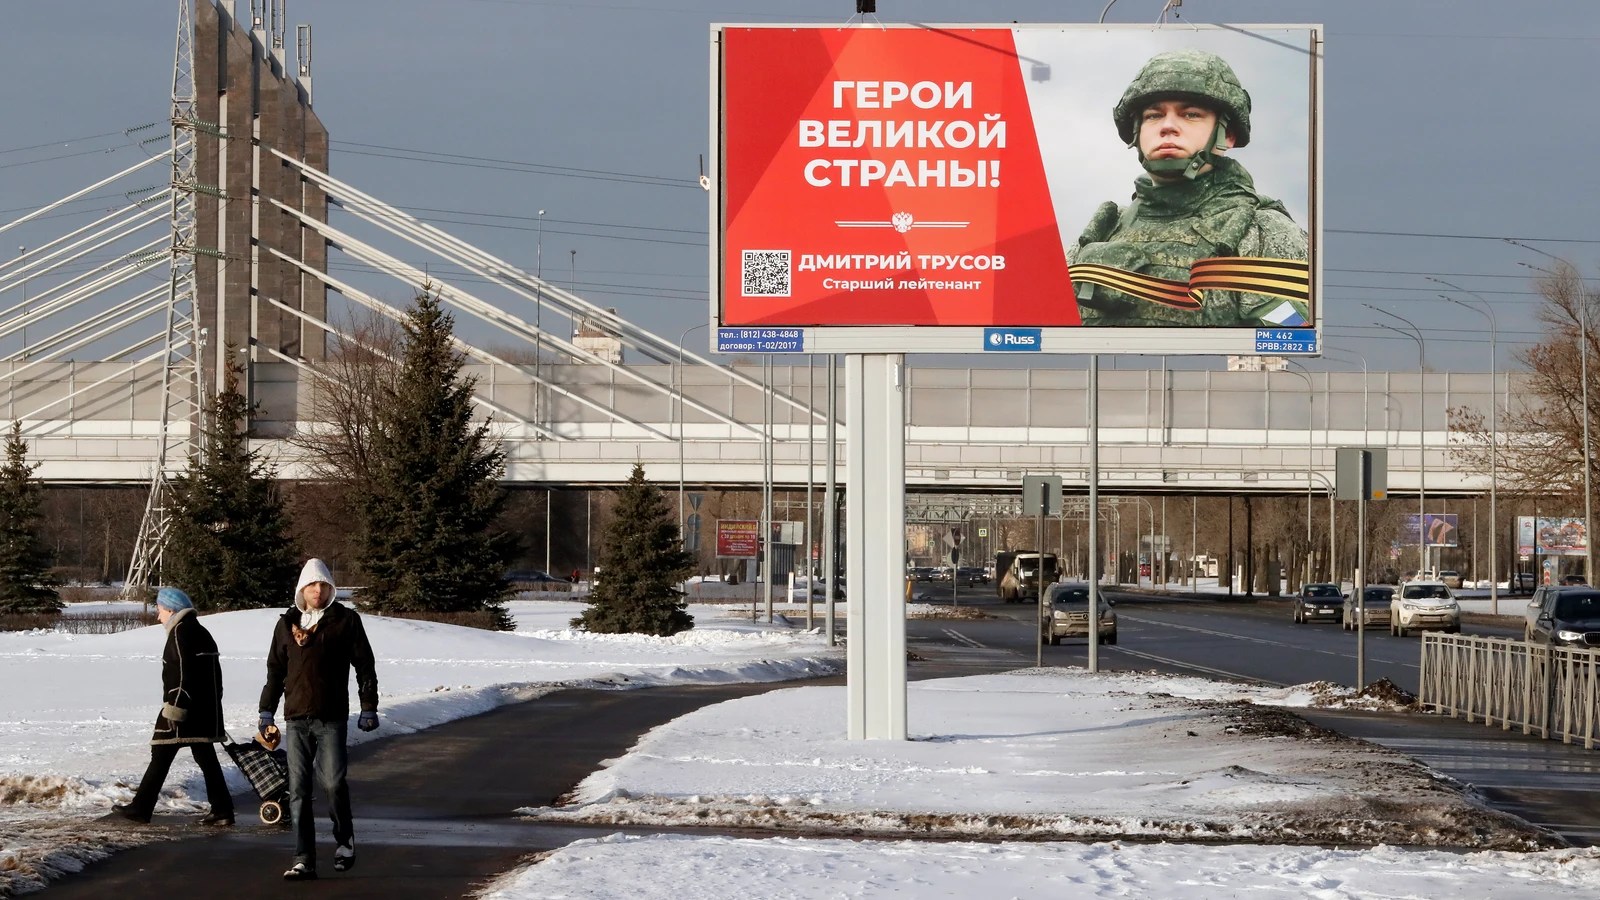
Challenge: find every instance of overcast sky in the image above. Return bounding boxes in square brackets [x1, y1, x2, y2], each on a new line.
[4, 0, 1597, 374]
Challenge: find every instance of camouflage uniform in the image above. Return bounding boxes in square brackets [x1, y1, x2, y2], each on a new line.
[1067, 50, 1310, 327]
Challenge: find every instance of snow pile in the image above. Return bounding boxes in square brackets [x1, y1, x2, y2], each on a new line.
[0, 810, 171, 895]
[907, 604, 992, 620]
[520, 668, 1544, 848]
[478, 834, 1600, 900]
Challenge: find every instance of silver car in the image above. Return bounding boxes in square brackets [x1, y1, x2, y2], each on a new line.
[1342, 585, 1394, 630]
[1041, 583, 1117, 646]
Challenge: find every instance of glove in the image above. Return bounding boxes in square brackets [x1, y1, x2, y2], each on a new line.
[357, 711, 379, 732]
[259, 712, 275, 733]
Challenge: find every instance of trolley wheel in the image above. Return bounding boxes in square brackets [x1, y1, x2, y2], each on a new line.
[259, 800, 284, 826]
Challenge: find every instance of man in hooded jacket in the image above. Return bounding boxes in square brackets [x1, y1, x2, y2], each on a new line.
[259, 558, 380, 881]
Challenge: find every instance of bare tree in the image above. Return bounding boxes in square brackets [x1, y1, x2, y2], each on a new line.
[1449, 262, 1599, 497]
[288, 308, 405, 485]
[281, 308, 404, 578]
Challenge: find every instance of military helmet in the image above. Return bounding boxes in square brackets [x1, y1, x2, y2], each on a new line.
[1113, 49, 1252, 148]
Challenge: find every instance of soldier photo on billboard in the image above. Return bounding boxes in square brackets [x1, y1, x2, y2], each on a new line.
[1065, 49, 1310, 328]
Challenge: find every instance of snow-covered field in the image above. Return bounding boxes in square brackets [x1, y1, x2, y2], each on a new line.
[6, 595, 1596, 898]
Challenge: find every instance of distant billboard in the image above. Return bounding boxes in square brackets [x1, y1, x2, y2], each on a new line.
[716, 519, 760, 558]
[1401, 514, 1460, 548]
[1518, 516, 1588, 556]
[711, 23, 1323, 355]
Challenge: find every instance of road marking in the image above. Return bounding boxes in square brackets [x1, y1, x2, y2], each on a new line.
[1116, 613, 1421, 670]
[941, 628, 986, 649]
[1107, 644, 1287, 687]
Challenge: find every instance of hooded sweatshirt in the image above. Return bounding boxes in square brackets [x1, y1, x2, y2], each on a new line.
[295, 557, 335, 631]
[260, 558, 379, 721]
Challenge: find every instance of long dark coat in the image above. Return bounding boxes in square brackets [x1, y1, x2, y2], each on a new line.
[151, 608, 226, 745]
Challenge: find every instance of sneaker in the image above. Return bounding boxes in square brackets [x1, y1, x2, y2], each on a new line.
[333, 843, 355, 872]
[283, 862, 318, 881]
[111, 803, 151, 824]
[197, 811, 234, 827]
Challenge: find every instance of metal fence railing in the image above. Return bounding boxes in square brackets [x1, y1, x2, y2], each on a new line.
[1420, 633, 1600, 749]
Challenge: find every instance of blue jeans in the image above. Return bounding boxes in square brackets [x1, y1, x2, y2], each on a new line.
[284, 718, 354, 867]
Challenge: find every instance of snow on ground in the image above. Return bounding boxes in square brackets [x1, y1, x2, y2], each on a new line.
[492, 666, 1596, 898]
[6, 590, 1590, 897]
[0, 599, 839, 893]
[479, 834, 1600, 900]
[519, 667, 1538, 848]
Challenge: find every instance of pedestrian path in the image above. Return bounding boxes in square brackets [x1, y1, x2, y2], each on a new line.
[1302, 708, 1600, 846]
[41, 682, 796, 899]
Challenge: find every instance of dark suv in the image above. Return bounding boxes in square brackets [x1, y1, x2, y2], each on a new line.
[1525, 586, 1600, 647]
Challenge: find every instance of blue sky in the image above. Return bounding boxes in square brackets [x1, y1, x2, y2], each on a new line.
[4, 0, 1597, 374]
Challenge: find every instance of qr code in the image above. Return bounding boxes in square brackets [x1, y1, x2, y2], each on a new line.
[741, 249, 791, 298]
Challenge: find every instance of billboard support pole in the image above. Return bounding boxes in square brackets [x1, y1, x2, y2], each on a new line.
[824, 356, 837, 646]
[763, 355, 774, 622]
[1356, 451, 1368, 689]
[1088, 355, 1101, 674]
[846, 353, 906, 741]
[1035, 484, 1045, 669]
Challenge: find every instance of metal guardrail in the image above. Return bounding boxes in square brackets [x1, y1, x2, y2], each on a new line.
[1420, 633, 1600, 749]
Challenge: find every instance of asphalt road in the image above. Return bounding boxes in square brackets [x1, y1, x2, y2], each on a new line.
[908, 589, 1600, 845]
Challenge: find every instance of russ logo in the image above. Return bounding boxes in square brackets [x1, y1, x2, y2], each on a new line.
[983, 328, 1042, 351]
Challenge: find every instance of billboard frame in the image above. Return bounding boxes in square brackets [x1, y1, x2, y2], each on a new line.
[715, 519, 761, 559]
[709, 22, 1325, 357]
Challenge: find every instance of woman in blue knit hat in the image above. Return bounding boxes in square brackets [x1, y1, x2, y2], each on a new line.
[112, 587, 234, 826]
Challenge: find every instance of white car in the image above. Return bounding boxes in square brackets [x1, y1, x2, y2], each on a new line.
[1390, 580, 1461, 637]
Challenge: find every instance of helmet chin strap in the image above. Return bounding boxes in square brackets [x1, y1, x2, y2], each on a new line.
[1138, 119, 1229, 180]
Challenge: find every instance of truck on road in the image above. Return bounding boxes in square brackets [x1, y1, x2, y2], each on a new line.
[996, 551, 1059, 603]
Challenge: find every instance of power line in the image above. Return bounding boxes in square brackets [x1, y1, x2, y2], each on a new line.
[0, 130, 128, 157]
[328, 140, 698, 190]
[0, 144, 131, 172]
[1328, 227, 1600, 245]
[389, 203, 702, 236]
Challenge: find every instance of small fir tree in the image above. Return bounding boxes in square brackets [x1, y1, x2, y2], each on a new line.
[0, 421, 61, 614]
[163, 355, 300, 611]
[573, 463, 694, 636]
[355, 287, 514, 629]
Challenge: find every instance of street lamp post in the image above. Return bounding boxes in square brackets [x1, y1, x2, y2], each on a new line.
[1580, 294, 1593, 586]
[15, 246, 27, 358]
[677, 322, 708, 546]
[1124, 496, 1157, 585]
[1285, 364, 1316, 583]
[534, 211, 545, 429]
[1366, 304, 1428, 579]
[1326, 349, 1370, 447]
[1431, 278, 1501, 612]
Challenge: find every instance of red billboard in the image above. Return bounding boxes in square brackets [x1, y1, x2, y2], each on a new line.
[716, 519, 760, 558]
[712, 24, 1322, 356]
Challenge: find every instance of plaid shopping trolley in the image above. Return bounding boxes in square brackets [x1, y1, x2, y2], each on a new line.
[221, 729, 290, 826]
